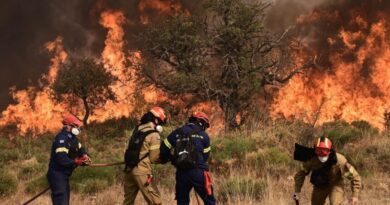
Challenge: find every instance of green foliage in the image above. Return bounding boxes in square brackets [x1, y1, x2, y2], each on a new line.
[0, 148, 20, 164]
[153, 164, 176, 190]
[18, 164, 46, 180]
[263, 147, 291, 165]
[213, 137, 257, 162]
[351, 120, 379, 135]
[25, 175, 48, 194]
[140, 0, 298, 129]
[70, 167, 116, 194]
[52, 58, 117, 125]
[0, 169, 17, 197]
[322, 120, 363, 149]
[248, 147, 294, 176]
[218, 177, 267, 202]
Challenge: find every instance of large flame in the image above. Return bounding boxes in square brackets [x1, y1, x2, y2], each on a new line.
[272, 2, 390, 129]
[0, 9, 177, 135]
[0, 37, 68, 135]
[0, 2, 227, 135]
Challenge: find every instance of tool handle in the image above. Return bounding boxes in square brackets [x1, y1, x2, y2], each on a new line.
[22, 187, 50, 205]
[88, 162, 125, 167]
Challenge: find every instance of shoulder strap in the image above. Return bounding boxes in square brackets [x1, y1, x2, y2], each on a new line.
[137, 129, 158, 158]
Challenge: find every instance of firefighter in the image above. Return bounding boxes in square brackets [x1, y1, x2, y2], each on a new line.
[123, 107, 166, 205]
[47, 114, 92, 205]
[293, 136, 361, 205]
[160, 111, 216, 205]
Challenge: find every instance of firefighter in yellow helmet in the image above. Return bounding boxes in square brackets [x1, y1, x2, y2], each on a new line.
[293, 136, 361, 205]
[123, 107, 166, 205]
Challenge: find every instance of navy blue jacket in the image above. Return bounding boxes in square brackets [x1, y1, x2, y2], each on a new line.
[160, 123, 211, 170]
[48, 129, 87, 176]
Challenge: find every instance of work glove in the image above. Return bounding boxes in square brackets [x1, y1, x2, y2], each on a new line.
[82, 154, 92, 165]
[74, 155, 91, 166]
[351, 197, 358, 205]
[293, 193, 299, 201]
[74, 157, 85, 166]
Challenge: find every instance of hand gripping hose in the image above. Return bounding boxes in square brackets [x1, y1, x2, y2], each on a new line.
[21, 161, 125, 205]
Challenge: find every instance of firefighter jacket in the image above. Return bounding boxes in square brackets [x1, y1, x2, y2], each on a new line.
[160, 123, 211, 170]
[294, 152, 361, 197]
[48, 129, 87, 176]
[130, 122, 161, 175]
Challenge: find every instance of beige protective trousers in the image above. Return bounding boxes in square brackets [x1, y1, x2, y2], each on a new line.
[311, 185, 344, 205]
[123, 172, 162, 205]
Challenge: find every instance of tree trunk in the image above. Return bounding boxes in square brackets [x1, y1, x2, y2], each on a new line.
[82, 97, 90, 127]
[219, 96, 240, 130]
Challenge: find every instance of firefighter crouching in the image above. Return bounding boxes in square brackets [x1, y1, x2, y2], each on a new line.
[47, 114, 92, 205]
[293, 136, 361, 205]
[123, 107, 166, 205]
[160, 111, 216, 205]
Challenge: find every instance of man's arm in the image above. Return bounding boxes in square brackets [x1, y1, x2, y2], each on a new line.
[294, 162, 311, 193]
[343, 162, 362, 198]
[77, 141, 87, 156]
[54, 137, 76, 168]
[148, 133, 161, 164]
[159, 131, 176, 164]
[202, 133, 211, 162]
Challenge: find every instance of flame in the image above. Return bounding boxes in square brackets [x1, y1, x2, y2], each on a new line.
[272, 4, 390, 129]
[138, 0, 185, 24]
[0, 37, 68, 135]
[0, 4, 227, 135]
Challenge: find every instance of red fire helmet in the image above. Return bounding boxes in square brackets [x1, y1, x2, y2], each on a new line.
[150, 106, 166, 123]
[191, 111, 210, 128]
[314, 137, 332, 156]
[62, 114, 83, 127]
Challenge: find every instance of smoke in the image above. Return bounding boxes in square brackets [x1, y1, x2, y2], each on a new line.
[0, 0, 104, 110]
[266, 0, 328, 32]
[0, 0, 199, 110]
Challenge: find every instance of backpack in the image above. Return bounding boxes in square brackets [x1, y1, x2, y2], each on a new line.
[173, 127, 200, 169]
[124, 126, 157, 169]
[310, 150, 338, 188]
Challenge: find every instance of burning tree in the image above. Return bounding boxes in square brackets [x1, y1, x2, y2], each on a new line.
[139, 0, 308, 129]
[52, 58, 117, 126]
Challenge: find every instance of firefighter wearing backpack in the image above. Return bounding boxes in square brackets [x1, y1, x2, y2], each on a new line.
[160, 111, 216, 205]
[123, 107, 166, 205]
[47, 114, 92, 205]
[293, 136, 361, 205]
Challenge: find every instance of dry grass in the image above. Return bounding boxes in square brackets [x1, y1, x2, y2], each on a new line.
[2, 120, 390, 205]
[5, 172, 390, 205]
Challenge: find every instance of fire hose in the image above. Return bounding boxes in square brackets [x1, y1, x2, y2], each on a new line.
[22, 161, 125, 205]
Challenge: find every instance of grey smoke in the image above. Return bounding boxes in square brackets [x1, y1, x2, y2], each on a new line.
[266, 0, 329, 32]
[0, 0, 331, 111]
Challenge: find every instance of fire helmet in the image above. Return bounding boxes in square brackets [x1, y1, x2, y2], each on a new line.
[191, 111, 210, 128]
[62, 114, 83, 127]
[150, 106, 166, 124]
[314, 136, 332, 157]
